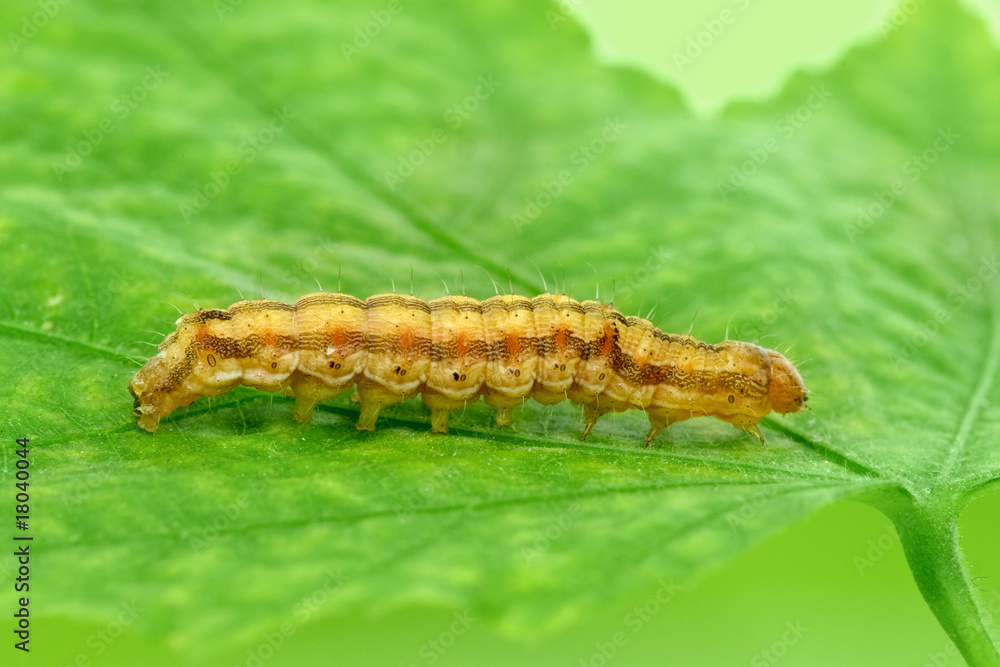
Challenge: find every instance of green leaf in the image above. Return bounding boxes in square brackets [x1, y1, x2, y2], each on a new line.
[3, 0, 1000, 663]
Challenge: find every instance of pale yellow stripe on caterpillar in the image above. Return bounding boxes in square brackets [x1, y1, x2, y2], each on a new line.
[530, 293, 586, 406]
[286, 293, 367, 422]
[355, 294, 432, 430]
[422, 295, 489, 433]
[129, 291, 808, 445]
[481, 294, 538, 427]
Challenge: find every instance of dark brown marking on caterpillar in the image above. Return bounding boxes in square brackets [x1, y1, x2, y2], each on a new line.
[129, 292, 809, 445]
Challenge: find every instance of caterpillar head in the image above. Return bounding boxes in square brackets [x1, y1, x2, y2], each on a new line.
[766, 350, 808, 414]
[129, 351, 197, 433]
[129, 327, 204, 433]
[129, 354, 167, 432]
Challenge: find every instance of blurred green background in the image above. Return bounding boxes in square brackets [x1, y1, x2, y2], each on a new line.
[580, 0, 1000, 112]
[33, 495, 1000, 666]
[7, 0, 1000, 664]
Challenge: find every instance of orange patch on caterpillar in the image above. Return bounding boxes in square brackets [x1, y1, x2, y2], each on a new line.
[506, 333, 521, 356]
[128, 291, 809, 446]
[601, 323, 615, 357]
[555, 327, 567, 350]
[399, 328, 414, 349]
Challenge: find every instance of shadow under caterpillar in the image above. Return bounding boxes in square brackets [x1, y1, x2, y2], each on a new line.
[129, 292, 808, 445]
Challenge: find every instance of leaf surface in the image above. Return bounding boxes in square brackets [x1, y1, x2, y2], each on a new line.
[2, 0, 999, 658]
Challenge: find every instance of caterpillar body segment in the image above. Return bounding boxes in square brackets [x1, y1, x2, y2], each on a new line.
[129, 292, 809, 445]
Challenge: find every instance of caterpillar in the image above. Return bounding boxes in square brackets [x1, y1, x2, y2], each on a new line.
[128, 292, 808, 445]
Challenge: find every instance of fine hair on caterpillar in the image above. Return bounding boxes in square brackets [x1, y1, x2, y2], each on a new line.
[129, 292, 809, 445]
